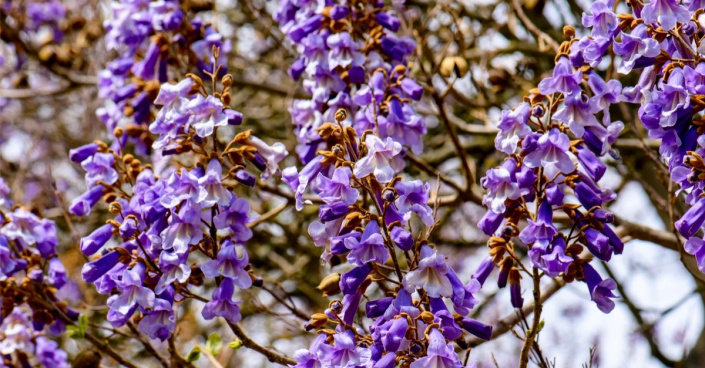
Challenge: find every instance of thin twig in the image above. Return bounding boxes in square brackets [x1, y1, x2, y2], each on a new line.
[227, 322, 295, 366]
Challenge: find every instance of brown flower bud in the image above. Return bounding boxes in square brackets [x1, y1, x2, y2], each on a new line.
[420, 311, 434, 324]
[563, 25, 575, 38]
[439, 56, 468, 78]
[309, 313, 329, 328]
[317, 273, 341, 296]
[222, 74, 234, 88]
[335, 108, 347, 122]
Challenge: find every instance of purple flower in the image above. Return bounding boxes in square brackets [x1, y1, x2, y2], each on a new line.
[197, 159, 231, 206]
[320, 330, 371, 367]
[409, 329, 464, 368]
[69, 143, 99, 163]
[2, 209, 55, 249]
[524, 128, 575, 176]
[379, 317, 408, 352]
[82, 251, 121, 283]
[575, 144, 607, 181]
[108, 267, 155, 316]
[81, 152, 118, 188]
[155, 250, 191, 294]
[80, 223, 114, 256]
[139, 298, 175, 341]
[542, 237, 573, 277]
[471, 256, 497, 286]
[642, 0, 690, 31]
[653, 68, 689, 127]
[151, 78, 194, 149]
[283, 158, 325, 211]
[340, 264, 372, 295]
[519, 201, 557, 249]
[291, 334, 326, 368]
[201, 240, 252, 288]
[319, 202, 350, 222]
[327, 32, 364, 69]
[48, 257, 67, 288]
[481, 166, 522, 214]
[35, 336, 69, 368]
[554, 92, 600, 137]
[160, 204, 203, 254]
[316, 167, 359, 205]
[160, 169, 202, 208]
[582, 1, 618, 37]
[582, 263, 618, 313]
[403, 245, 452, 298]
[353, 135, 405, 183]
[213, 197, 254, 242]
[495, 102, 532, 154]
[588, 73, 622, 111]
[459, 317, 493, 341]
[395, 180, 434, 226]
[683, 62, 705, 95]
[684, 237, 705, 273]
[247, 136, 288, 179]
[613, 24, 661, 74]
[187, 95, 229, 137]
[538, 57, 582, 95]
[202, 278, 243, 324]
[510, 270, 523, 309]
[70, 185, 105, 217]
[675, 197, 705, 237]
[344, 221, 388, 266]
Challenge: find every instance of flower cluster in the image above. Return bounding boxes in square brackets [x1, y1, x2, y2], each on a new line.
[603, 0, 705, 274]
[476, 0, 631, 313]
[69, 71, 286, 341]
[275, 0, 424, 164]
[0, 178, 73, 368]
[98, 0, 230, 154]
[278, 1, 492, 367]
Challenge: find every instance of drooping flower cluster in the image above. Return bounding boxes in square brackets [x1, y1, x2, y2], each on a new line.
[278, 1, 491, 367]
[97, 0, 230, 154]
[69, 71, 287, 341]
[275, 0, 424, 164]
[0, 178, 73, 368]
[602, 0, 705, 274]
[476, 0, 631, 313]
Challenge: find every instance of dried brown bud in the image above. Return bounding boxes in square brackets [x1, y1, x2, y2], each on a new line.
[38, 46, 56, 63]
[222, 74, 234, 88]
[420, 311, 434, 324]
[309, 313, 329, 328]
[108, 202, 122, 214]
[113, 127, 124, 138]
[221, 92, 232, 106]
[103, 192, 118, 203]
[71, 350, 102, 368]
[317, 273, 341, 296]
[335, 109, 347, 122]
[439, 56, 468, 78]
[563, 25, 576, 38]
[186, 73, 204, 88]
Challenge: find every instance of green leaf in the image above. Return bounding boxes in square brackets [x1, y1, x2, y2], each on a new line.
[68, 315, 88, 339]
[78, 314, 88, 334]
[186, 346, 201, 363]
[66, 325, 84, 339]
[206, 333, 223, 356]
[537, 319, 545, 333]
[228, 340, 243, 350]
